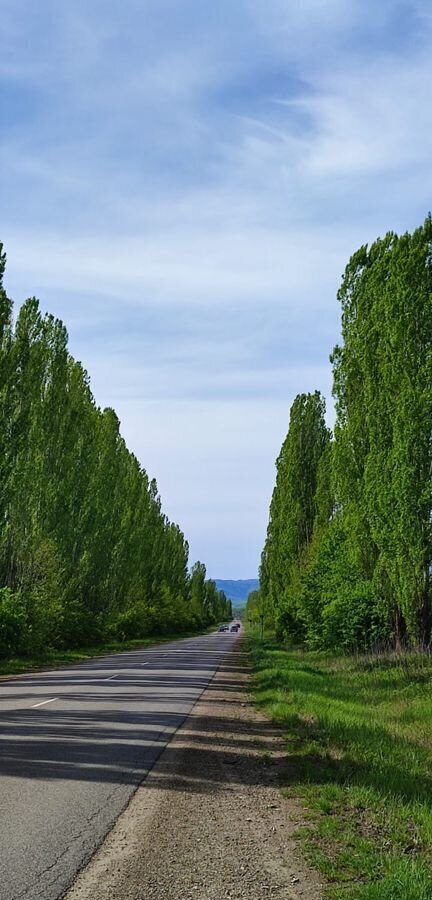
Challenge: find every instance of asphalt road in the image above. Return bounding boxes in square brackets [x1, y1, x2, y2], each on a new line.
[0, 629, 239, 900]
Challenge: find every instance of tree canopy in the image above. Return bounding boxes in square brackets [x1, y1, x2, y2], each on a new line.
[0, 244, 231, 657]
[253, 217, 432, 650]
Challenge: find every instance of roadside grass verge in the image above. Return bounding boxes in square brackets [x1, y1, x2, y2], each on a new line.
[248, 633, 432, 898]
[0, 626, 215, 678]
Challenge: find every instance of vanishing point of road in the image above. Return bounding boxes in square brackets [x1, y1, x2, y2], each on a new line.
[0, 630, 239, 900]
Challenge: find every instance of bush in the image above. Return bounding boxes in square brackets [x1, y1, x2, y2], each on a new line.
[110, 601, 159, 642]
[320, 582, 387, 652]
[60, 600, 106, 648]
[0, 589, 27, 657]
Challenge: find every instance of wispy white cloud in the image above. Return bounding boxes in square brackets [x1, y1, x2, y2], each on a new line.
[2, 0, 431, 575]
[299, 58, 432, 179]
[3, 226, 349, 308]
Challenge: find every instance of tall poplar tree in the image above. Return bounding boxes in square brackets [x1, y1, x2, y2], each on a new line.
[0, 244, 223, 657]
[260, 391, 330, 637]
[332, 216, 432, 645]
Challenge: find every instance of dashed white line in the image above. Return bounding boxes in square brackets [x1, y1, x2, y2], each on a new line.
[104, 674, 118, 681]
[31, 697, 58, 709]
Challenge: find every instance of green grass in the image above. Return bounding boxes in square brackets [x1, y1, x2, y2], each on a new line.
[248, 632, 432, 898]
[0, 626, 214, 678]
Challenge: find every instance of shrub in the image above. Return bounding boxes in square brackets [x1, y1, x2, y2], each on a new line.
[0, 589, 27, 657]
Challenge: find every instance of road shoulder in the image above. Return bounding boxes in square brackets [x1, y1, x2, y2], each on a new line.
[65, 641, 323, 900]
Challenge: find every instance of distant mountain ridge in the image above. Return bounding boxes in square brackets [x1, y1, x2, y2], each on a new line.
[215, 579, 259, 606]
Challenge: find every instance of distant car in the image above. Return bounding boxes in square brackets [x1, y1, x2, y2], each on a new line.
[218, 625, 229, 632]
[230, 624, 240, 632]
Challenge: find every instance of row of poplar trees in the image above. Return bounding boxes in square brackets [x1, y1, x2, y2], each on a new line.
[255, 216, 432, 651]
[0, 244, 231, 657]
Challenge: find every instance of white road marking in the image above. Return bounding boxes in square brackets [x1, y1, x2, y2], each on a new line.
[141, 662, 149, 666]
[104, 674, 118, 681]
[31, 697, 58, 709]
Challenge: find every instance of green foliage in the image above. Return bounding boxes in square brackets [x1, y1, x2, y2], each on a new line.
[245, 588, 262, 624]
[260, 390, 331, 640]
[0, 243, 227, 657]
[332, 216, 432, 646]
[260, 217, 432, 651]
[0, 588, 26, 656]
[189, 561, 232, 626]
[296, 518, 390, 651]
[110, 601, 158, 641]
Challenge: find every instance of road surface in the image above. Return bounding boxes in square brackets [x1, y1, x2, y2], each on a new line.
[64, 639, 323, 900]
[0, 630, 238, 900]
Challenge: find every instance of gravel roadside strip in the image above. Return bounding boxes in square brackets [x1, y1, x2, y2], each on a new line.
[65, 641, 323, 900]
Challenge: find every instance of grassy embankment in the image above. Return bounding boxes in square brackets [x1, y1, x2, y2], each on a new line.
[0, 626, 215, 678]
[248, 633, 432, 899]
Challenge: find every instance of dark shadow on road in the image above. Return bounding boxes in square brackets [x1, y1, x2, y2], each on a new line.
[0, 643, 286, 793]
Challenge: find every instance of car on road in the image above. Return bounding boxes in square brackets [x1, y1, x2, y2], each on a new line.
[218, 624, 229, 632]
[230, 623, 240, 632]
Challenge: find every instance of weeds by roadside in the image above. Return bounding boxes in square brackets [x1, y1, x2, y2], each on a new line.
[248, 632, 432, 898]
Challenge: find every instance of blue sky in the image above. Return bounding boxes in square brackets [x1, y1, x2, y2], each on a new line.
[2, 1, 431, 577]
